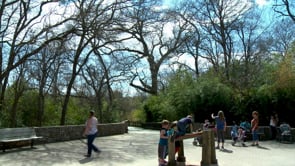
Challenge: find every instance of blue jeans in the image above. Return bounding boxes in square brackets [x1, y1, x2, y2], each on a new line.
[87, 132, 99, 155]
[252, 130, 259, 141]
[176, 124, 186, 136]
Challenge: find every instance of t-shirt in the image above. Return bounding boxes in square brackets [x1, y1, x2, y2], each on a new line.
[86, 117, 98, 135]
[214, 116, 226, 130]
[177, 117, 192, 133]
[231, 125, 238, 137]
[251, 118, 259, 130]
[178, 117, 192, 126]
[159, 128, 168, 146]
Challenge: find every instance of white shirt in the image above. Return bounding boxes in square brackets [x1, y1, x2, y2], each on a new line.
[86, 116, 98, 135]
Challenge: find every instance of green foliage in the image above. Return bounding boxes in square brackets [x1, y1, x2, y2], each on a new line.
[143, 95, 164, 122]
[2, 42, 295, 127]
[131, 109, 146, 122]
[19, 90, 39, 127]
[142, 69, 236, 122]
[165, 70, 196, 118]
[66, 97, 89, 125]
[42, 97, 61, 126]
[192, 74, 235, 121]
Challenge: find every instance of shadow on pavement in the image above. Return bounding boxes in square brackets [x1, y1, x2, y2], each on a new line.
[257, 145, 270, 150]
[219, 148, 233, 153]
[79, 157, 94, 164]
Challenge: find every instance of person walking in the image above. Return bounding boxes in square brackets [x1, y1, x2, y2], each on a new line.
[211, 110, 227, 149]
[83, 110, 101, 157]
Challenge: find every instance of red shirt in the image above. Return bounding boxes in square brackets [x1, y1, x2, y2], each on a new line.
[251, 118, 259, 130]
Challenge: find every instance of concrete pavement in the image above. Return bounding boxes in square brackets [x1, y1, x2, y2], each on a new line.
[0, 127, 295, 166]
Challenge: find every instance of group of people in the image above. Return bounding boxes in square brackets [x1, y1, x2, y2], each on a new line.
[158, 110, 265, 165]
[83, 109, 289, 166]
[158, 115, 194, 166]
[230, 111, 260, 146]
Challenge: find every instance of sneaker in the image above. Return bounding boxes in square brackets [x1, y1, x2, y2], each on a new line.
[159, 160, 167, 166]
[84, 154, 91, 157]
[159, 163, 167, 166]
[94, 150, 101, 153]
[221, 146, 224, 149]
[215, 146, 220, 149]
[251, 143, 256, 146]
[242, 143, 246, 147]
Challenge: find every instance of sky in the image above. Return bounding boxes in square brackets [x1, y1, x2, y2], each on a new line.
[256, 0, 271, 7]
[163, 0, 272, 8]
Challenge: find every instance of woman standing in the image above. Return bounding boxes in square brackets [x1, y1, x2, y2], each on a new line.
[211, 110, 226, 149]
[269, 115, 278, 140]
[251, 111, 259, 146]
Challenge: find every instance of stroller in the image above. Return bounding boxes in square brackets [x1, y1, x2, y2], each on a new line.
[193, 120, 211, 146]
[232, 126, 246, 147]
[193, 128, 203, 146]
[277, 123, 293, 143]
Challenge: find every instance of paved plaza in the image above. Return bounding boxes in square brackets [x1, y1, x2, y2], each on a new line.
[0, 127, 295, 166]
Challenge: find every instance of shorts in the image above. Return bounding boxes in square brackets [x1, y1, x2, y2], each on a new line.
[158, 144, 167, 159]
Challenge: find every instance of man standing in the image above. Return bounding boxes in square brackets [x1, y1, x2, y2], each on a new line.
[83, 110, 101, 157]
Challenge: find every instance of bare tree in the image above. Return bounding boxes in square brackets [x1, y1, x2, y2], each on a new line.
[8, 62, 28, 127]
[26, 36, 68, 126]
[114, 0, 191, 95]
[269, 19, 295, 56]
[273, 0, 295, 22]
[233, 8, 270, 89]
[0, 1, 75, 114]
[59, 0, 127, 125]
[195, 0, 251, 80]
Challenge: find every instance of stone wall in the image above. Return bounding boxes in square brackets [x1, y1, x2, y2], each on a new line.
[34, 121, 128, 144]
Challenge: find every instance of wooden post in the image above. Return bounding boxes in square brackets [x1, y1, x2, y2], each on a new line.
[176, 140, 186, 166]
[201, 130, 218, 166]
[167, 132, 203, 166]
[168, 136, 176, 166]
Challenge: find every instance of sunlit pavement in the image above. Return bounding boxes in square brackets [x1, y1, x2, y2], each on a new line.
[0, 127, 295, 166]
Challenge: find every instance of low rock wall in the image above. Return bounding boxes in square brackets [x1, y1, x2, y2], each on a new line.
[34, 121, 128, 144]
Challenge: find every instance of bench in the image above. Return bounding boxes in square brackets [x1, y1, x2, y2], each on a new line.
[245, 128, 265, 140]
[0, 127, 43, 152]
